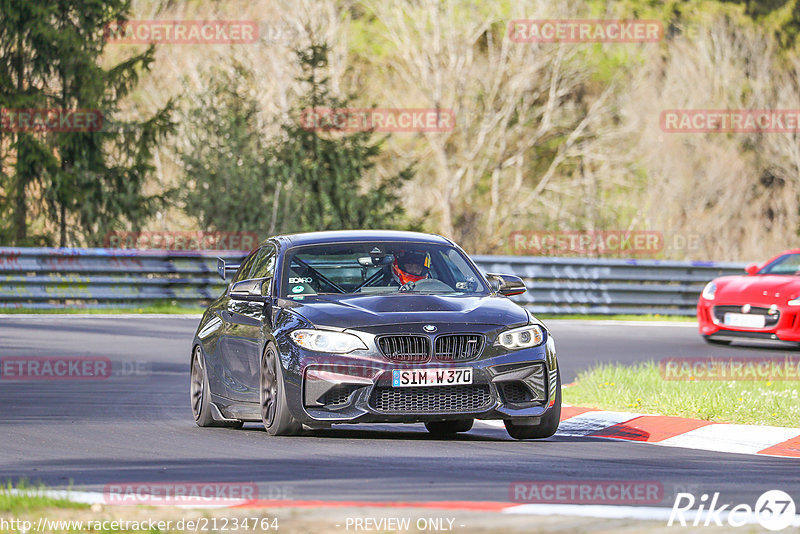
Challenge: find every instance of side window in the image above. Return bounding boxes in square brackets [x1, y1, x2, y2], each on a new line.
[231, 250, 259, 284]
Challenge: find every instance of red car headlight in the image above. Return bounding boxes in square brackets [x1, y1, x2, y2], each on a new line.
[701, 281, 717, 300]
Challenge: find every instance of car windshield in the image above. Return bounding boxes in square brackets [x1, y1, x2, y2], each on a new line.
[281, 242, 489, 297]
[758, 253, 800, 275]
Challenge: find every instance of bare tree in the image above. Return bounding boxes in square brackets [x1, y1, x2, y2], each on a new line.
[359, 0, 628, 252]
[627, 17, 800, 260]
[116, 1, 800, 261]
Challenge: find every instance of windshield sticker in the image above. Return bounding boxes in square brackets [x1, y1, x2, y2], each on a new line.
[289, 277, 313, 284]
[291, 285, 305, 293]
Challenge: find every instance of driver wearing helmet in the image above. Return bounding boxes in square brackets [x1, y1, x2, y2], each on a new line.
[391, 250, 432, 286]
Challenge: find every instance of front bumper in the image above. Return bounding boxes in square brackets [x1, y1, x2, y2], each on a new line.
[279, 326, 559, 425]
[697, 299, 800, 342]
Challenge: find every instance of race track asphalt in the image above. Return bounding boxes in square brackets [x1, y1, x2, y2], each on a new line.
[0, 316, 797, 507]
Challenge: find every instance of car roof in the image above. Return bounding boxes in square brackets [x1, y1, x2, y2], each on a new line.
[270, 230, 453, 249]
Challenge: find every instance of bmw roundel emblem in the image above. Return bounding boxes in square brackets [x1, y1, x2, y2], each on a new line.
[423, 324, 437, 333]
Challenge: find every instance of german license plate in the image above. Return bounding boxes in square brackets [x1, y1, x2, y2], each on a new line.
[392, 368, 473, 387]
[723, 313, 765, 328]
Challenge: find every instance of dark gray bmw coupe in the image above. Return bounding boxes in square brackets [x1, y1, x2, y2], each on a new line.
[190, 230, 560, 439]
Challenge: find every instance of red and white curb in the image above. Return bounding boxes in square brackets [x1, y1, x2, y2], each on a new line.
[479, 405, 800, 458]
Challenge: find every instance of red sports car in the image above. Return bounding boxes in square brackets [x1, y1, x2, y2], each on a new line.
[697, 249, 800, 345]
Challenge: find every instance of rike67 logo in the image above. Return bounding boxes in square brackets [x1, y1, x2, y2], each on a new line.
[669, 490, 797, 531]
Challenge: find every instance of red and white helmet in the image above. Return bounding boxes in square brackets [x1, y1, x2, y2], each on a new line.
[391, 250, 431, 285]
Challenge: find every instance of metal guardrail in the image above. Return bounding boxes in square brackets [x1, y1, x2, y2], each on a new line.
[0, 248, 746, 314]
[472, 255, 745, 315]
[0, 248, 243, 309]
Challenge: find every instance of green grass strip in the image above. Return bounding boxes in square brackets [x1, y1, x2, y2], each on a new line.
[564, 361, 800, 427]
[0, 481, 87, 513]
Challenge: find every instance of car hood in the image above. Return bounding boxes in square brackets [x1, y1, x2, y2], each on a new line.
[279, 294, 529, 329]
[715, 274, 800, 302]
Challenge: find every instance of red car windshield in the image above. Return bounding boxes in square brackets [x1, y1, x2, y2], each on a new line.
[758, 253, 800, 275]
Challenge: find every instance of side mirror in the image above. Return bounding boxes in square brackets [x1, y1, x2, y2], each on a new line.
[217, 257, 241, 280]
[230, 278, 269, 301]
[745, 263, 760, 276]
[486, 273, 526, 296]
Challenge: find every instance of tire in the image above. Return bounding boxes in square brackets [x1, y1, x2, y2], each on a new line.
[190, 346, 242, 428]
[260, 344, 302, 436]
[424, 419, 474, 435]
[504, 370, 561, 440]
[702, 335, 732, 346]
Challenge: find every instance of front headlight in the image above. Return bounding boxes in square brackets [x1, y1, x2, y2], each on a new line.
[290, 329, 367, 353]
[701, 281, 717, 300]
[788, 297, 800, 306]
[495, 324, 545, 350]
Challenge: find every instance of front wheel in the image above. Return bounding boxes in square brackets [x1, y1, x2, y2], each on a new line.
[260, 344, 302, 436]
[504, 370, 561, 440]
[425, 419, 473, 435]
